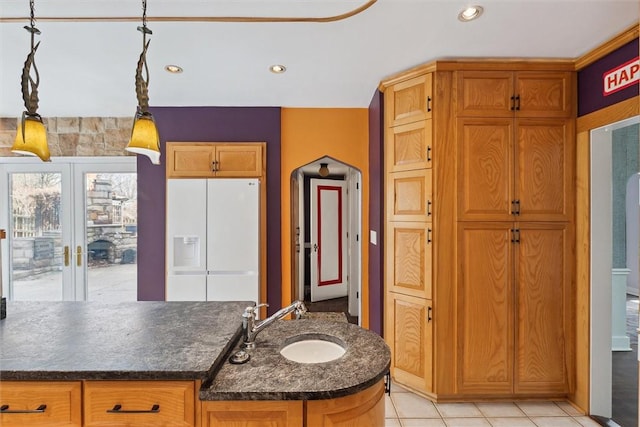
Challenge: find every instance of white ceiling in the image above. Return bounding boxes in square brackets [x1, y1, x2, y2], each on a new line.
[0, 0, 638, 117]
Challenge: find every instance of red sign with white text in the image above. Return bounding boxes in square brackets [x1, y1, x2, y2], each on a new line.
[603, 56, 640, 96]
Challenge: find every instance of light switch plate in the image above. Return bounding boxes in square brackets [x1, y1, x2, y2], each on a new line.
[370, 230, 377, 245]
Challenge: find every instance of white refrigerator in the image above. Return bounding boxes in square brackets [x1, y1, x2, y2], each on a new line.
[166, 178, 260, 303]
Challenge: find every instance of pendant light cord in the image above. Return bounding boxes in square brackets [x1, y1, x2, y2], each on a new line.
[21, 0, 41, 118]
[135, 0, 151, 115]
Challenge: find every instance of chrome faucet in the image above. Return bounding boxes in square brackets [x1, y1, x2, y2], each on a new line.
[242, 300, 307, 349]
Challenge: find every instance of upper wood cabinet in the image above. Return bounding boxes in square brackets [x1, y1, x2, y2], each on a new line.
[386, 74, 433, 127]
[457, 117, 574, 222]
[0, 381, 82, 427]
[386, 120, 433, 173]
[457, 71, 573, 118]
[166, 142, 263, 178]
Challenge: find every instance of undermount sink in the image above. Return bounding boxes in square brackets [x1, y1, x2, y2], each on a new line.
[280, 338, 346, 363]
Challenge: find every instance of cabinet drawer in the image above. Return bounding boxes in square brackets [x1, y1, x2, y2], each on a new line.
[83, 381, 195, 426]
[0, 381, 82, 427]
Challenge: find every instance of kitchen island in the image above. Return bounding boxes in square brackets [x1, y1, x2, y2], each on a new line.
[0, 301, 390, 426]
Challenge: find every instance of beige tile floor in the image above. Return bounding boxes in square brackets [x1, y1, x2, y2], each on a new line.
[386, 385, 602, 427]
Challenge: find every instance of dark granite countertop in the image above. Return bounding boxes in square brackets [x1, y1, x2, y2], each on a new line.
[0, 301, 249, 381]
[200, 319, 391, 401]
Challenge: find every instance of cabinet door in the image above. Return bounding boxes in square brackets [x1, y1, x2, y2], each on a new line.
[385, 292, 432, 394]
[0, 381, 82, 427]
[386, 120, 433, 173]
[457, 222, 514, 394]
[386, 74, 433, 126]
[457, 118, 514, 221]
[515, 223, 572, 395]
[457, 71, 514, 117]
[83, 381, 195, 427]
[515, 72, 573, 118]
[166, 143, 216, 178]
[201, 400, 303, 427]
[306, 379, 385, 427]
[515, 119, 574, 221]
[214, 144, 263, 177]
[386, 222, 432, 299]
[387, 169, 432, 222]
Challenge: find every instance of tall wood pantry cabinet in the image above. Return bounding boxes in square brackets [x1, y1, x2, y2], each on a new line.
[381, 61, 576, 401]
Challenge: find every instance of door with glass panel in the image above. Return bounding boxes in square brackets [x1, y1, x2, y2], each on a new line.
[0, 158, 137, 301]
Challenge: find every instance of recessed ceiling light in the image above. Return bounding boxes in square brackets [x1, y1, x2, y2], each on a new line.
[458, 5, 483, 22]
[164, 64, 183, 74]
[269, 65, 287, 74]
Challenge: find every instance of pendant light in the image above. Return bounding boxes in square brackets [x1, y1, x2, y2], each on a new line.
[318, 163, 330, 177]
[125, 0, 161, 165]
[11, 0, 50, 162]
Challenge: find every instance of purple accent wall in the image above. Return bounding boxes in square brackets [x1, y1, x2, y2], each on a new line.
[578, 38, 639, 117]
[368, 90, 384, 336]
[137, 107, 283, 315]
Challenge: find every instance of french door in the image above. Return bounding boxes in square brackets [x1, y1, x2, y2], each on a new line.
[0, 157, 136, 301]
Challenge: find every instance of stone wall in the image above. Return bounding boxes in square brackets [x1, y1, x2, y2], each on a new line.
[0, 117, 134, 157]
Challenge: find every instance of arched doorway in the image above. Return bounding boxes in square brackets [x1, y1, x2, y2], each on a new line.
[290, 156, 362, 324]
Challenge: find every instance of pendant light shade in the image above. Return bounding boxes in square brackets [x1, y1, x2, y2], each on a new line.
[12, 115, 50, 161]
[125, 0, 161, 165]
[127, 112, 160, 165]
[12, 0, 50, 162]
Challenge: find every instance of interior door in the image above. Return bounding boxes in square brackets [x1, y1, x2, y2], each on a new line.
[310, 178, 348, 302]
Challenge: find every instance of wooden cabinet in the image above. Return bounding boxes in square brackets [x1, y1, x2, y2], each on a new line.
[457, 222, 572, 395]
[201, 400, 303, 427]
[385, 293, 432, 394]
[382, 61, 575, 401]
[514, 222, 573, 395]
[457, 71, 573, 118]
[386, 121, 433, 172]
[201, 381, 384, 427]
[383, 69, 455, 399]
[306, 379, 385, 427]
[0, 381, 82, 427]
[386, 74, 433, 126]
[387, 169, 432, 222]
[457, 117, 574, 222]
[385, 222, 432, 299]
[83, 381, 195, 426]
[166, 142, 263, 178]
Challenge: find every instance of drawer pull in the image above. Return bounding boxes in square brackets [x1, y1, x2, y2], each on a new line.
[107, 404, 160, 414]
[0, 404, 47, 413]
